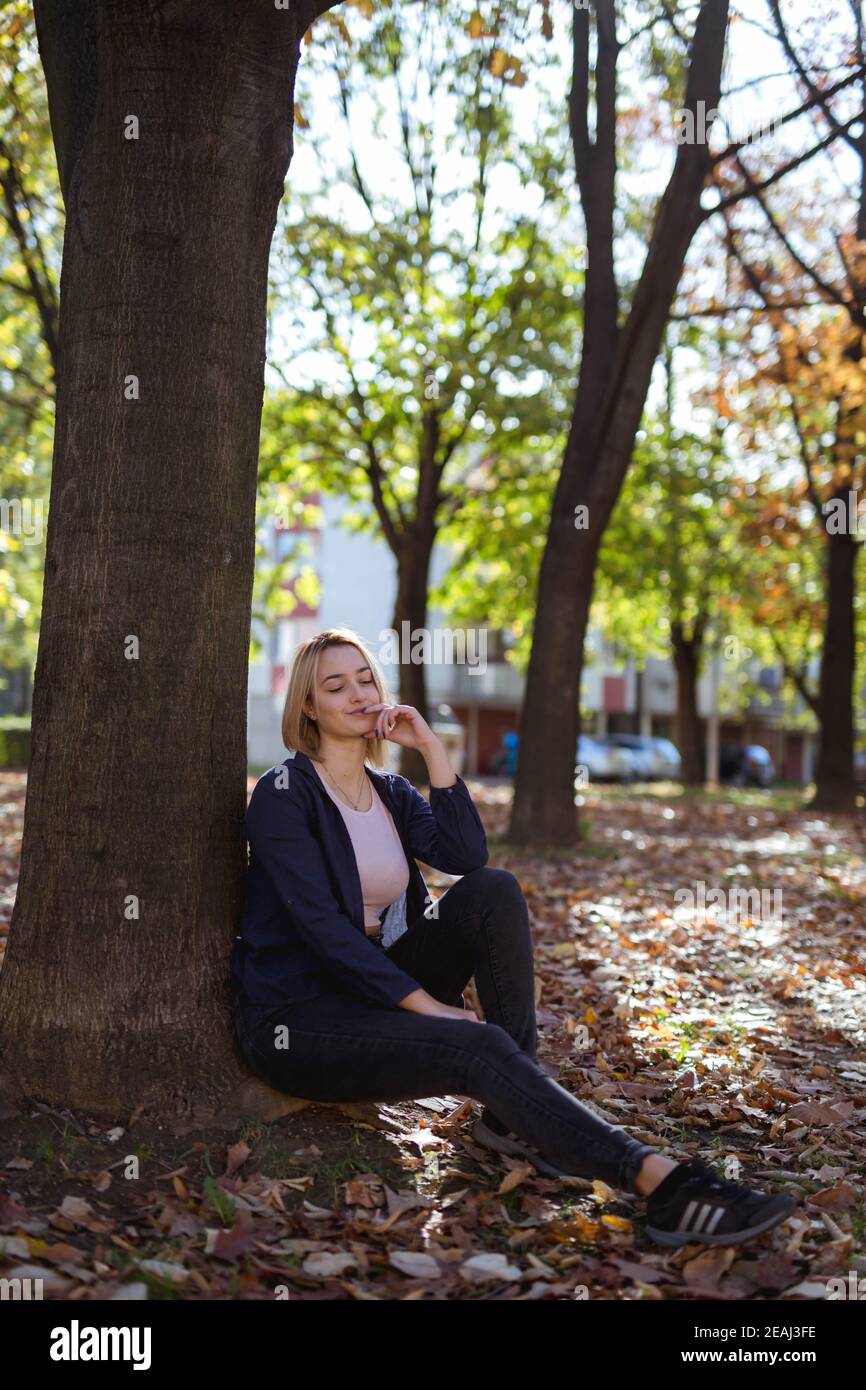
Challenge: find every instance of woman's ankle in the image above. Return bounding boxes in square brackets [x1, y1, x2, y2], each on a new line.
[633, 1153, 680, 1197]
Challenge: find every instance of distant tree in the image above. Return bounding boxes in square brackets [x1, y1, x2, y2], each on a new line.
[261, 0, 579, 782]
[508, 0, 863, 845]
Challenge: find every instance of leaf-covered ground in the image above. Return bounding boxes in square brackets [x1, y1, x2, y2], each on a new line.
[0, 771, 864, 1301]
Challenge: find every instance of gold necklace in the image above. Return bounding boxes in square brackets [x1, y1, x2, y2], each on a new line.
[320, 760, 368, 811]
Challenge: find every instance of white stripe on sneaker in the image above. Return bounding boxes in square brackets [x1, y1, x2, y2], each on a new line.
[694, 1203, 715, 1232]
[677, 1200, 725, 1234]
[677, 1201, 700, 1232]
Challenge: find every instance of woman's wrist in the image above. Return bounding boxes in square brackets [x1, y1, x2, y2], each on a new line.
[398, 987, 441, 1014]
[417, 735, 457, 789]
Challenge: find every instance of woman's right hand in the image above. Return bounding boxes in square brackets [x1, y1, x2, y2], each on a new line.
[433, 1002, 483, 1023]
[399, 989, 484, 1022]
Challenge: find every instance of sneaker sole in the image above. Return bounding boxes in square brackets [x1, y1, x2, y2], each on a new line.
[471, 1118, 573, 1179]
[646, 1197, 797, 1248]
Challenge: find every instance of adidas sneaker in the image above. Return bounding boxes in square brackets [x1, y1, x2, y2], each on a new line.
[645, 1157, 798, 1248]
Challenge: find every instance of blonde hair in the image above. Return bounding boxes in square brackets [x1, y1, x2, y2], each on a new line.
[281, 627, 394, 769]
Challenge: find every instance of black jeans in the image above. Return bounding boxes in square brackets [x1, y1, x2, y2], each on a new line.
[234, 866, 655, 1193]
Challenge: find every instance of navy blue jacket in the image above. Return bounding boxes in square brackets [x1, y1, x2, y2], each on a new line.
[231, 749, 488, 1010]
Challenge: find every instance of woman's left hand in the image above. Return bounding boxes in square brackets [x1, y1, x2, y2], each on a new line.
[360, 703, 435, 750]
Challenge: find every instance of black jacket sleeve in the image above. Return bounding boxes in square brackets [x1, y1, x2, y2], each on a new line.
[401, 774, 488, 874]
[245, 773, 424, 1008]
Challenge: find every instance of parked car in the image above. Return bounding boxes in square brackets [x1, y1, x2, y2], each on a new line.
[603, 734, 655, 779]
[603, 734, 681, 781]
[576, 734, 634, 782]
[488, 730, 679, 784]
[719, 743, 775, 787]
[650, 737, 682, 779]
[491, 734, 633, 781]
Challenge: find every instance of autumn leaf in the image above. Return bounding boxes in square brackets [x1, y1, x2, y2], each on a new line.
[225, 1141, 251, 1177]
[467, 10, 484, 38]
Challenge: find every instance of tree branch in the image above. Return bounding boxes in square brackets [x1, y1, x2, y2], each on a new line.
[767, 625, 819, 715]
[704, 107, 865, 219]
[729, 150, 860, 327]
[0, 136, 59, 370]
[710, 63, 865, 167]
[767, 0, 863, 156]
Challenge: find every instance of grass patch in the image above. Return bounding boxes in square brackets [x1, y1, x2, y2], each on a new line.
[315, 1128, 382, 1206]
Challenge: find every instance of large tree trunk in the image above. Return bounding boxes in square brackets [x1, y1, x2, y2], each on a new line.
[0, 0, 306, 1117]
[671, 621, 704, 785]
[508, 0, 729, 847]
[384, 403, 441, 787]
[392, 531, 434, 786]
[811, 527, 859, 812]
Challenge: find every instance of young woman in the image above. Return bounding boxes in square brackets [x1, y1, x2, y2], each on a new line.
[231, 627, 796, 1249]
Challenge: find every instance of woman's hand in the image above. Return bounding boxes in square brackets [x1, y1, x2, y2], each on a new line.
[399, 989, 482, 1022]
[360, 702, 436, 751]
[432, 1003, 483, 1023]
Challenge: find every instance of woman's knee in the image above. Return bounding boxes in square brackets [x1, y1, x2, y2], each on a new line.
[433, 1012, 520, 1063]
[470, 1019, 525, 1065]
[459, 865, 525, 902]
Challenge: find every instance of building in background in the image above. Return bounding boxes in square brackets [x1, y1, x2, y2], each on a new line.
[247, 496, 819, 781]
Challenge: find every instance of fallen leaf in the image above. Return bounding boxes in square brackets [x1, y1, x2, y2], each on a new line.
[388, 1250, 442, 1279]
[225, 1141, 251, 1177]
[460, 1252, 523, 1284]
[302, 1250, 357, 1277]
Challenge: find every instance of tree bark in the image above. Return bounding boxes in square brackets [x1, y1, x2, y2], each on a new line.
[380, 402, 442, 787]
[811, 526, 859, 812]
[0, 0, 303, 1116]
[392, 530, 435, 786]
[508, 0, 730, 847]
[671, 621, 705, 785]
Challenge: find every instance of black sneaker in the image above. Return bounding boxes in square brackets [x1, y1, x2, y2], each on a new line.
[645, 1158, 798, 1248]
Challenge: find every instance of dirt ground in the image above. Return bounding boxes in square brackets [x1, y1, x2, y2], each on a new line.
[1, 773, 864, 1300]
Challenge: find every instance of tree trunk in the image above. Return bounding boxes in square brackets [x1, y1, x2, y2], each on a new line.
[391, 532, 434, 786]
[508, 0, 729, 847]
[671, 621, 704, 785]
[0, 0, 303, 1117]
[811, 528, 859, 812]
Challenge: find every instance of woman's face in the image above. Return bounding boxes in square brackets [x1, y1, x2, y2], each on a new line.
[305, 644, 382, 741]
